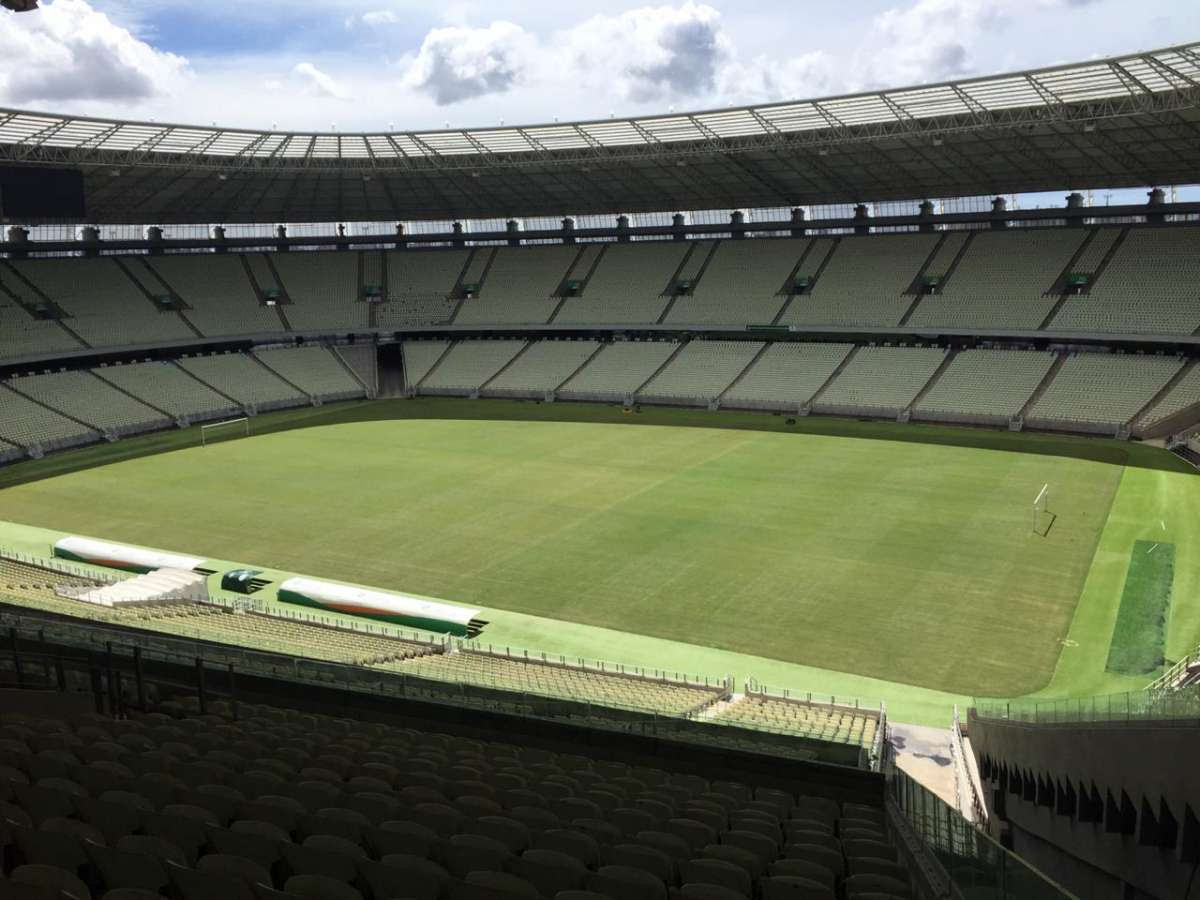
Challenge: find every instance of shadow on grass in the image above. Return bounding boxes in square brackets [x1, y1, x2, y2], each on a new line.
[0, 396, 1194, 491]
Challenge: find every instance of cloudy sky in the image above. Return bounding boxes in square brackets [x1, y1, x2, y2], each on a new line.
[0, 0, 1196, 133]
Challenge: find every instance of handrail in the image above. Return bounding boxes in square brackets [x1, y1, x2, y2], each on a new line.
[973, 687, 1200, 726]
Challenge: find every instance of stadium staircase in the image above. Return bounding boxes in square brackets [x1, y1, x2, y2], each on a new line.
[332, 343, 377, 397]
[897, 233, 952, 326]
[904, 349, 960, 419]
[240, 254, 293, 332]
[803, 346, 860, 414]
[632, 341, 688, 397]
[716, 342, 774, 406]
[253, 353, 315, 405]
[374, 343, 405, 398]
[552, 341, 608, 394]
[448, 247, 498, 324]
[91, 369, 178, 426]
[168, 359, 245, 412]
[477, 341, 535, 394]
[1016, 352, 1066, 421]
[1127, 359, 1198, 429]
[111, 257, 204, 339]
[413, 341, 457, 392]
[656, 242, 720, 323]
[930, 230, 977, 293]
[0, 260, 91, 349]
[547, 244, 608, 323]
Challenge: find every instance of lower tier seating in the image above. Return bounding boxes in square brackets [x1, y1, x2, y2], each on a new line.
[913, 349, 1056, 424]
[1026, 353, 1184, 433]
[640, 341, 764, 404]
[5, 370, 170, 437]
[813, 347, 946, 417]
[482, 340, 602, 396]
[557, 342, 680, 400]
[1135, 363, 1200, 433]
[94, 361, 239, 424]
[721, 344, 854, 411]
[255, 346, 366, 402]
[0, 384, 97, 451]
[177, 353, 308, 411]
[420, 341, 528, 393]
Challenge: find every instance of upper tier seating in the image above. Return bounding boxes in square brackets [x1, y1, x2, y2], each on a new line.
[10, 258, 196, 349]
[402, 341, 451, 389]
[1135, 363, 1200, 433]
[270, 252, 367, 332]
[664, 239, 805, 324]
[419, 341, 528, 392]
[721, 343, 854, 410]
[93, 361, 238, 423]
[641, 341, 764, 403]
[454, 246, 577, 325]
[6, 370, 170, 436]
[906, 229, 1088, 330]
[255, 346, 366, 402]
[177, 353, 308, 411]
[149, 254, 281, 338]
[814, 346, 946, 416]
[1046, 226, 1200, 335]
[377, 249, 468, 327]
[0, 384, 96, 450]
[483, 340, 602, 396]
[786, 234, 937, 327]
[557, 341, 680, 400]
[0, 266, 84, 360]
[554, 242, 686, 325]
[1027, 353, 1184, 433]
[913, 349, 1057, 424]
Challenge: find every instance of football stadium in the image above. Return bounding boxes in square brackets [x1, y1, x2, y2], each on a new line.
[0, 3, 1197, 898]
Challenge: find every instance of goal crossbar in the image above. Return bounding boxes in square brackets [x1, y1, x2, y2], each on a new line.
[200, 417, 249, 446]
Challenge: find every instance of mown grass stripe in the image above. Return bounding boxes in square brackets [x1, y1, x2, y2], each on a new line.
[1105, 540, 1174, 675]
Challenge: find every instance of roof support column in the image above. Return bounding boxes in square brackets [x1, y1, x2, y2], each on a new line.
[1065, 193, 1086, 227]
[990, 197, 1008, 230]
[616, 215, 630, 243]
[853, 204, 870, 236]
[506, 219, 520, 247]
[561, 217, 576, 245]
[671, 213, 686, 242]
[6, 226, 29, 258]
[918, 201, 935, 233]
[1147, 188, 1165, 225]
[789, 207, 806, 238]
[730, 210, 746, 239]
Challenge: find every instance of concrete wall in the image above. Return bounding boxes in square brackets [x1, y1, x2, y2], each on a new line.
[968, 709, 1200, 900]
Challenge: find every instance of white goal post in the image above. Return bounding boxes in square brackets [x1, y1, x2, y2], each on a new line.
[1031, 483, 1051, 535]
[200, 417, 249, 447]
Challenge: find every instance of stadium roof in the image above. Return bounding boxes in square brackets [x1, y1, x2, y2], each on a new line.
[1, 41, 1199, 224]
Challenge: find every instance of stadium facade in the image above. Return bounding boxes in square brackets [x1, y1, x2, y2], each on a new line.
[0, 39, 1198, 900]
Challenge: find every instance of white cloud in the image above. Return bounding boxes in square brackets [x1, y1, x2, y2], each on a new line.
[560, 2, 732, 104]
[0, 0, 188, 105]
[357, 9, 402, 27]
[401, 21, 536, 105]
[854, 0, 1104, 90]
[292, 62, 350, 100]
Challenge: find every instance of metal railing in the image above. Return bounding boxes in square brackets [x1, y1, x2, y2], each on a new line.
[889, 763, 1077, 899]
[973, 687, 1200, 726]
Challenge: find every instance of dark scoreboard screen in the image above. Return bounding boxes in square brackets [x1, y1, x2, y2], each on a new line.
[0, 166, 87, 220]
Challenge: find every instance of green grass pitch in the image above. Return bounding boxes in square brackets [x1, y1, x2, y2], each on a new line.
[4, 397, 1193, 712]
